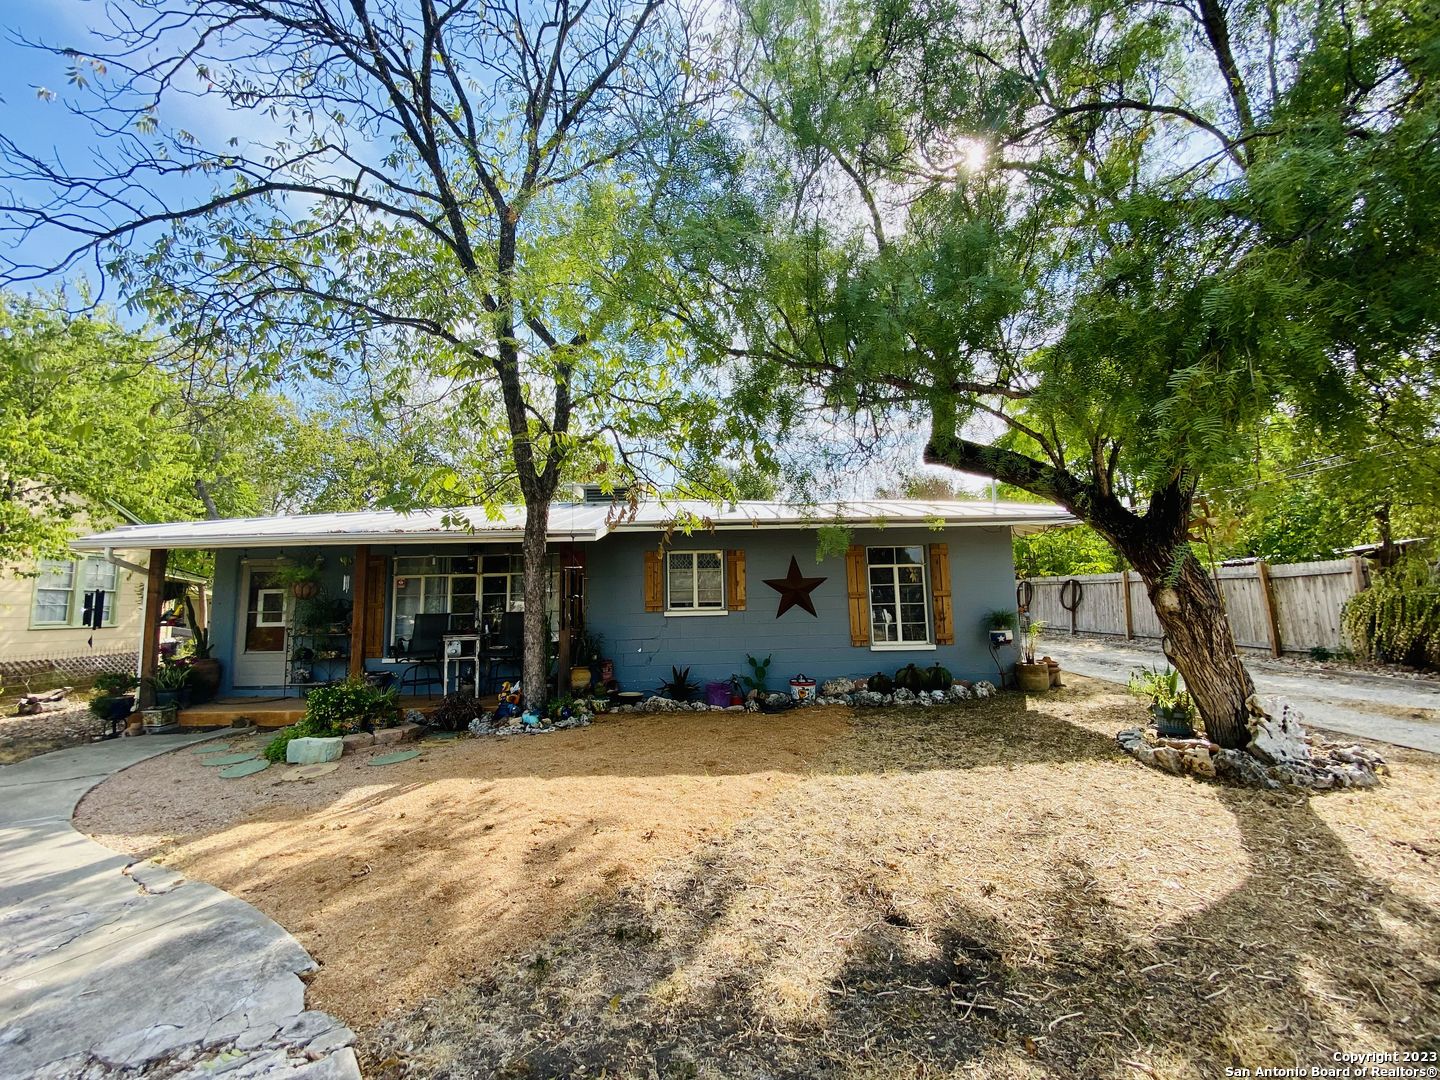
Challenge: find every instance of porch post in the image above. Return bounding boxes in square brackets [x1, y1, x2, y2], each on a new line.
[349, 544, 370, 679]
[138, 548, 169, 710]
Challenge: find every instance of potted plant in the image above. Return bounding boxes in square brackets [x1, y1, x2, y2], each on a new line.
[1127, 666, 1196, 738]
[186, 627, 222, 703]
[146, 663, 193, 709]
[985, 609, 1017, 649]
[1016, 619, 1050, 692]
[275, 556, 325, 599]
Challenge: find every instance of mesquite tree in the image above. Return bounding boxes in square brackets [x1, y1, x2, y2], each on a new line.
[2, 0, 725, 697]
[706, 0, 1439, 747]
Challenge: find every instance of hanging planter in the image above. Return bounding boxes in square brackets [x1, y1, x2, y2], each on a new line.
[275, 556, 325, 599]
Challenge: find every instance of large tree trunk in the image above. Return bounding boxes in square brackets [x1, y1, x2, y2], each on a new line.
[921, 433, 1261, 749]
[519, 497, 551, 707]
[1122, 533, 1257, 749]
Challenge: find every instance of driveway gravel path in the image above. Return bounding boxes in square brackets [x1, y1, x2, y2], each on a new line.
[0, 733, 360, 1079]
[1045, 638, 1440, 754]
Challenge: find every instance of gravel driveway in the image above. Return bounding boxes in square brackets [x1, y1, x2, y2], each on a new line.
[1044, 638, 1440, 753]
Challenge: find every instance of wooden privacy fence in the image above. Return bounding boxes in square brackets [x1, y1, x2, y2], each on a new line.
[1023, 558, 1371, 656]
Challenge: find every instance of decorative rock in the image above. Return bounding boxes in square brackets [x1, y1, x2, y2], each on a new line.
[1244, 697, 1311, 765]
[341, 732, 375, 751]
[893, 688, 916, 704]
[374, 722, 421, 745]
[947, 684, 972, 702]
[1150, 745, 1183, 774]
[286, 737, 343, 765]
[279, 762, 339, 782]
[1181, 746, 1216, 778]
[403, 709, 426, 724]
[821, 677, 854, 696]
[973, 681, 996, 698]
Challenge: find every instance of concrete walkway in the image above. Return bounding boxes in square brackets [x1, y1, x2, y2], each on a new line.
[0, 733, 360, 1079]
[1045, 638, 1440, 754]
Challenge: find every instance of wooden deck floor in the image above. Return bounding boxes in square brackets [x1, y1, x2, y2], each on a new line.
[177, 695, 464, 729]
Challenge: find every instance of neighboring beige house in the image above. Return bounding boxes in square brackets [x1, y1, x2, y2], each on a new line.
[0, 509, 208, 685]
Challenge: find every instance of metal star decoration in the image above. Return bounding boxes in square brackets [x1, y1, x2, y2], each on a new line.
[763, 556, 827, 618]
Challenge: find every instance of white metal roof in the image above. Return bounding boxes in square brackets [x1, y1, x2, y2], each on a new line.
[70, 499, 1076, 552]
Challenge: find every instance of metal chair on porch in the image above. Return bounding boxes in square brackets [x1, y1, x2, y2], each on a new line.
[397, 612, 447, 695]
[482, 612, 524, 694]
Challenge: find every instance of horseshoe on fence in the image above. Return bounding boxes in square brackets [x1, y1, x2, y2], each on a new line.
[1059, 578, 1084, 635]
[1016, 579, 1034, 614]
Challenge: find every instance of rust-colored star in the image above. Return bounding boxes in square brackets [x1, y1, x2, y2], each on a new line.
[763, 556, 827, 618]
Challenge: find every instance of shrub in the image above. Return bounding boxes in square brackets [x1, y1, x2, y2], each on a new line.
[94, 671, 139, 695]
[264, 728, 299, 762]
[1342, 558, 1440, 669]
[302, 677, 401, 734]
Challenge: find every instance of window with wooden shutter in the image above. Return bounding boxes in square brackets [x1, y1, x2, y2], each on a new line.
[725, 549, 746, 611]
[845, 545, 870, 646]
[643, 549, 664, 612]
[929, 543, 953, 645]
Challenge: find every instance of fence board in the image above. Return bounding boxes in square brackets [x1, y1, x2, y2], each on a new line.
[1020, 557, 1364, 655]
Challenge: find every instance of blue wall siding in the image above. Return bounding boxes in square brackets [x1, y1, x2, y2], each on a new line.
[208, 528, 1019, 697]
[585, 526, 1018, 692]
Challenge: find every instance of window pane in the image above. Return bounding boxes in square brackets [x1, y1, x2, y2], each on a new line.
[37, 559, 75, 589]
[868, 547, 895, 566]
[451, 576, 477, 598]
[899, 565, 923, 586]
[481, 576, 508, 614]
[394, 556, 432, 576]
[869, 566, 891, 586]
[394, 577, 423, 641]
[103, 589, 118, 626]
[481, 554, 510, 574]
[34, 590, 70, 624]
[899, 583, 926, 605]
[900, 620, 929, 642]
[450, 556, 477, 575]
[696, 552, 723, 607]
[423, 577, 448, 613]
[897, 547, 924, 565]
[870, 583, 895, 608]
[81, 558, 117, 590]
[668, 553, 694, 609]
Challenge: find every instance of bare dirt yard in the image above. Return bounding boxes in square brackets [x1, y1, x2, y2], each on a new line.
[78, 678, 1440, 1079]
[0, 693, 101, 764]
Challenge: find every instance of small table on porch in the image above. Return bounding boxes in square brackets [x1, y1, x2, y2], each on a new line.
[442, 633, 488, 696]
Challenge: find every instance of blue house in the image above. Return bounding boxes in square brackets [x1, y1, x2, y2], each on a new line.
[72, 496, 1072, 719]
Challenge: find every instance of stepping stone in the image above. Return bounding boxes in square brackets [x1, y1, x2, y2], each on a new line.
[201, 752, 260, 767]
[192, 743, 237, 753]
[280, 763, 340, 782]
[367, 750, 420, 767]
[219, 759, 270, 779]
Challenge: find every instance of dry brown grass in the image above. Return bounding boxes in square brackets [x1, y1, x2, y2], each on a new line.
[367, 678, 1440, 1079]
[76, 708, 851, 1020]
[79, 677, 1440, 1079]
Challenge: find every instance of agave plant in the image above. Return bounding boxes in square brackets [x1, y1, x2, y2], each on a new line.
[659, 665, 701, 702]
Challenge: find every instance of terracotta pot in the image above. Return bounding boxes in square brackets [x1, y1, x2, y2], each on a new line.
[189, 658, 222, 702]
[568, 666, 593, 692]
[1016, 662, 1051, 692]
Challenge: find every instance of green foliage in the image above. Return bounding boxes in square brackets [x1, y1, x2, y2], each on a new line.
[1014, 527, 1126, 578]
[1342, 558, 1440, 669]
[263, 729, 299, 763]
[983, 609, 1017, 632]
[88, 695, 131, 720]
[94, 672, 139, 696]
[658, 665, 700, 702]
[1127, 667, 1192, 715]
[301, 677, 401, 734]
[741, 654, 772, 695]
[146, 663, 192, 691]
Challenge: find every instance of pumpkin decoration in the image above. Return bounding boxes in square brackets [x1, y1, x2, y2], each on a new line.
[925, 663, 952, 691]
[868, 671, 893, 694]
[893, 663, 927, 693]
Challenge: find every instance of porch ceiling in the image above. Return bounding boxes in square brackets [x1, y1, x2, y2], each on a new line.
[69, 499, 1076, 553]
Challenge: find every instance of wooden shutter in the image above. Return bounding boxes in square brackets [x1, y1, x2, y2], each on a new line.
[929, 543, 953, 645]
[845, 545, 870, 647]
[643, 549, 664, 612]
[725, 549, 746, 611]
[363, 555, 388, 659]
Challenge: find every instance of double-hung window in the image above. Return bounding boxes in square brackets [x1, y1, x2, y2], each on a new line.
[391, 553, 556, 643]
[30, 556, 120, 628]
[867, 546, 931, 646]
[666, 550, 725, 613]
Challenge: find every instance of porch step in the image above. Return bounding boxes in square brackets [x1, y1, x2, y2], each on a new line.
[176, 695, 457, 730]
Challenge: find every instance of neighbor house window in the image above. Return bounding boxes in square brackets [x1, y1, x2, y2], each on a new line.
[31, 556, 120, 629]
[666, 551, 724, 613]
[867, 546, 930, 645]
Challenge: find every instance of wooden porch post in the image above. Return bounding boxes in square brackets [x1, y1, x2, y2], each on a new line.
[138, 548, 169, 710]
[349, 545, 370, 679]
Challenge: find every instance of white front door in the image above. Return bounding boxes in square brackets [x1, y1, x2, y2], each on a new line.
[233, 561, 289, 687]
